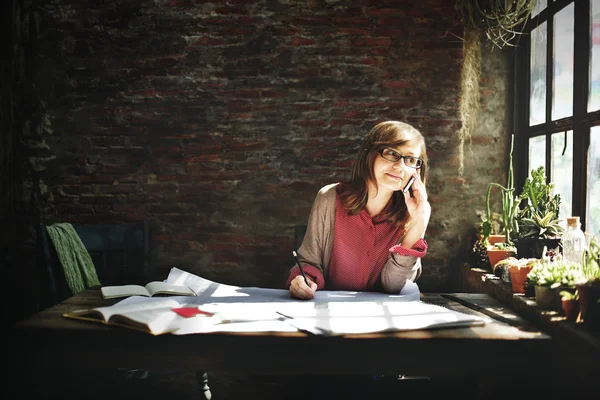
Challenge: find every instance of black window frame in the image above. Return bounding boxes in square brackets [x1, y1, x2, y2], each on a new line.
[514, 0, 600, 233]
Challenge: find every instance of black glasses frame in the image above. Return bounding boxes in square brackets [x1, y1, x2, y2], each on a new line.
[378, 148, 423, 169]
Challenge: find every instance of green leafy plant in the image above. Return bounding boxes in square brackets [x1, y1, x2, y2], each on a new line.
[481, 135, 519, 247]
[559, 290, 578, 301]
[494, 242, 514, 251]
[518, 211, 565, 239]
[474, 210, 503, 235]
[527, 254, 585, 289]
[518, 166, 562, 220]
[516, 166, 563, 239]
[582, 235, 600, 283]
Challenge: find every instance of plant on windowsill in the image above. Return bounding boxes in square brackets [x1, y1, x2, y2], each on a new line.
[526, 251, 585, 311]
[496, 257, 538, 294]
[474, 210, 505, 242]
[576, 235, 600, 326]
[513, 166, 564, 258]
[475, 135, 518, 271]
[471, 210, 505, 269]
[559, 290, 580, 322]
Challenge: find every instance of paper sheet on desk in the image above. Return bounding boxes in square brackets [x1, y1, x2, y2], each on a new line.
[161, 268, 488, 335]
[165, 267, 420, 302]
[113, 296, 300, 334]
[279, 300, 488, 335]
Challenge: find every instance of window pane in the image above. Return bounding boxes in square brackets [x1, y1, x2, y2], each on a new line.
[529, 135, 546, 173]
[530, 22, 547, 126]
[553, 3, 574, 121]
[589, 0, 600, 111]
[551, 131, 573, 220]
[588, 127, 600, 238]
[532, 0, 547, 18]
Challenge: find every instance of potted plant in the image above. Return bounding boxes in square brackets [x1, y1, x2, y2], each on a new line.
[513, 166, 564, 258]
[559, 290, 580, 322]
[576, 235, 600, 327]
[526, 252, 585, 311]
[477, 135, 519, 270]
[507, 257, 537, 294]
[487, 241, 517, 273]
[474, 210, 505, 244]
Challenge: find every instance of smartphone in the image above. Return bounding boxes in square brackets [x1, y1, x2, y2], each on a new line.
[403, 176, 415, 193]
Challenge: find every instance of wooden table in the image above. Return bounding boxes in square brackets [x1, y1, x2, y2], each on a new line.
[9, 288, 553, 377]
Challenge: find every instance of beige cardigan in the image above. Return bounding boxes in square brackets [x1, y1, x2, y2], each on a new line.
[296, 183, 423, 294]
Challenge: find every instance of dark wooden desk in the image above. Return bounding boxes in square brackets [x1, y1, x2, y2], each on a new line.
[10, 288, 552, 376]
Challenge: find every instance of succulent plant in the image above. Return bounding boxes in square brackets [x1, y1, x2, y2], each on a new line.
[517, 211, 565, 239]
[516, 166, 563, 240]
[527, 249, 585, 288]
[582, 235, 600, 282]
[471, 239, 490, 268]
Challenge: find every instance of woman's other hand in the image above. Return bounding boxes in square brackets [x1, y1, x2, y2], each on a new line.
[289, 275, 317, 300]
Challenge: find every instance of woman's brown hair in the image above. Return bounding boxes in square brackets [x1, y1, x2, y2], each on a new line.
[338, 121, 428, 227]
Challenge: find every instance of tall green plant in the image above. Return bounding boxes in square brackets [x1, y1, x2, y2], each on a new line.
[519, 166, 561, 221]
[482, 135, 520, 246]
[516, 166, 563, 239]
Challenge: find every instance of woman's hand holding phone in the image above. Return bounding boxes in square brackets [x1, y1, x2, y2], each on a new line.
[402, 173, 431, 243]
[403, 174, 429, 218]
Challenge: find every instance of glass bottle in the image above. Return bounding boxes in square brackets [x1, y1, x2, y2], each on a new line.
[562, 216, 586, 264]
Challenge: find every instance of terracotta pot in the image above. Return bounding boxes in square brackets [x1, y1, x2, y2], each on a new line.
[487, 247, 517, 271]
[508, 266, 533, 294]
[487, 235, 506, 245]
[561, 298, 580, 322]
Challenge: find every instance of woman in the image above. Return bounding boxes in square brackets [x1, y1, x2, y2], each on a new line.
[287, 120, 430, 299]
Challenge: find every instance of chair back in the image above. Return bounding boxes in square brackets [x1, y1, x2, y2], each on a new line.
[37, 221, 151, 309]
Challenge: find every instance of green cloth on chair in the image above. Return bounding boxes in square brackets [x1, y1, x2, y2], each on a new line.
[46, 222, 101, 294]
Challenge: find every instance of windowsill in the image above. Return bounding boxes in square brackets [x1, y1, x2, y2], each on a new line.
[458, 262, 600, 371]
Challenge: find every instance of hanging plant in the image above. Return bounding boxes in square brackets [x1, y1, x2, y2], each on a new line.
[457, 28, 481, 178]
[454, 0, 537, 176]
[455, 0, 537, 49]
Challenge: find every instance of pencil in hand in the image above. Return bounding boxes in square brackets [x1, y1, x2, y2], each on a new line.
[292, 250, 310, 286]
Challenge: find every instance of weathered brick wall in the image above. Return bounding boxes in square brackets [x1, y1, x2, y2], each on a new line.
[6, 0, 512, 319]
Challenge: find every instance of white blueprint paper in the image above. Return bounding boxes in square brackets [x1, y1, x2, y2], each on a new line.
[158, 268, 488, 335]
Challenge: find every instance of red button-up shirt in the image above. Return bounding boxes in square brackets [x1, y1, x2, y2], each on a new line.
[287, 191, 427, 291]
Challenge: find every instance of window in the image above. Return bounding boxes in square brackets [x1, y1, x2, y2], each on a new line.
[516, 0, 600, 238]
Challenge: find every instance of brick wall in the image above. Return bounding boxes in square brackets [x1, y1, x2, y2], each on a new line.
[3, 0, 512, 321]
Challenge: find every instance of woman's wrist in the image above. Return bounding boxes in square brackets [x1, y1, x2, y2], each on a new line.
[402, 211, 429, 246]
[401, 224, 427, 247]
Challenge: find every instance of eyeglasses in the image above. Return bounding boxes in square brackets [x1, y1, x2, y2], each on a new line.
[379, 148, 423, 169]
